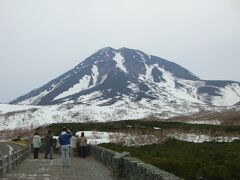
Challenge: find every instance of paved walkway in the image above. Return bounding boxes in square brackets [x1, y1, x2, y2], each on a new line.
[2, 154, 115, 180]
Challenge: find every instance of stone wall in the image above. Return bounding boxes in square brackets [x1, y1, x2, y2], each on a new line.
[90, 145, 181, 180]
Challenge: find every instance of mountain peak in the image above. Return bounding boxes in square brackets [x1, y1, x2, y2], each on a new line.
[98, 47, 115, 52]
[97, 47, 146, 54]
[10, 47, 240, 106]
[117, 47, 132, 51]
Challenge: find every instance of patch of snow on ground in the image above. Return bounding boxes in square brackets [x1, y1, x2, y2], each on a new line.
[75, 131, 160, 146]
[187, 120, 221, 125]
[0, 139, 11, 142]
[169, 133, 239, 143]
[0, 104, 39, 114]
[0, 99, 208, 131]
[76, 131, 112, 144]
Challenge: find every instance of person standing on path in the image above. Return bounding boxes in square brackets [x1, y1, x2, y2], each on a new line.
[44, 129, 54, 159]
[58, 127, 72, 167]
[79, 132, 87, 158]
[32, 132, 41, 159]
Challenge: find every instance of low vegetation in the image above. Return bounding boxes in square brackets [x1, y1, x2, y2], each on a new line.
[46, 120, 240, 179]
[9, 140, 28, 145]
[100, 139, 240, 180]
[169, 109, 240, 125]
[47, 120, 240, 136]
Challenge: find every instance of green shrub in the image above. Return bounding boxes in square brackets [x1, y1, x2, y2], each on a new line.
[100, 140, 240, 180]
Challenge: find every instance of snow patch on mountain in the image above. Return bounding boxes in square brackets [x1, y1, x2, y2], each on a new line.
[113, 53, 128, 73]
[212, 84, 240, 106]
[147, 64, 156, 81]
[91, 65, 99, 85]
[77, 91, 102, 103]
[140, 64, 202, 104]
[136, 52, 146, 61]
[54, 75, 91, 100]
[18, 90, 49, 105]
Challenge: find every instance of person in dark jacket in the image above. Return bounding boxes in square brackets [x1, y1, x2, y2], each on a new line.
[58, 127, 72, 167]
[44, 130, 54, 159]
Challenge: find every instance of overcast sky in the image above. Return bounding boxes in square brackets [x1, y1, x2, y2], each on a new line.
[0, 0, 239, 103]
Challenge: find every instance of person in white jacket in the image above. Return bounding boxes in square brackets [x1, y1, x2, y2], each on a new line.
[32, 132, 41, 159]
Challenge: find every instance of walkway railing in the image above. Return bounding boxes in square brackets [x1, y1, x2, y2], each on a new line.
[0, 145, 30, 177]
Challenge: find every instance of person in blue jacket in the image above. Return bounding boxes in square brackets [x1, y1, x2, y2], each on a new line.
[58, 127, 72, 167]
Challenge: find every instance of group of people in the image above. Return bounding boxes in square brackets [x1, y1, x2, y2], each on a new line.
[32, 128, 88, 167]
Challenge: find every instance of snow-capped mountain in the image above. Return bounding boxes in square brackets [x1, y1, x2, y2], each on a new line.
[1, 47, 240, 130]
[10, 47, 240, 106]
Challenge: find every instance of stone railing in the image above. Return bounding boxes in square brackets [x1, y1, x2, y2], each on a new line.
[0, 145, 30, 177]
[90, 145, 182, 180]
